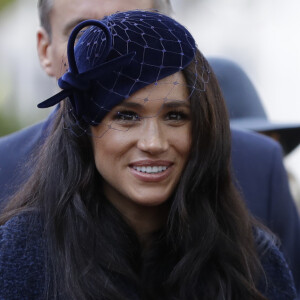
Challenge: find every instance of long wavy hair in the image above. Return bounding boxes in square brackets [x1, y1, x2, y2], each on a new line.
[0, 50, 268, 299]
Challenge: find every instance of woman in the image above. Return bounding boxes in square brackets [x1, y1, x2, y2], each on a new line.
[0, 10, 296, 299]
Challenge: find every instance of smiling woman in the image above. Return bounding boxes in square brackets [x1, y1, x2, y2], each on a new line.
[91, 73, 191, 214]
[0, 10, 296, 300]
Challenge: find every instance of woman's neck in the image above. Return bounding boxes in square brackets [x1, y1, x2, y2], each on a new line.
[128, 204, 169, 245]
[108, 196, 169, 245]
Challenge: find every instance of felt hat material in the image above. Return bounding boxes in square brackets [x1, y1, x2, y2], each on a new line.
[38, 10, 197, 125]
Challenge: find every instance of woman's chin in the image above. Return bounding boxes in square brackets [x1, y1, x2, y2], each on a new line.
[128, 193, 170, 208]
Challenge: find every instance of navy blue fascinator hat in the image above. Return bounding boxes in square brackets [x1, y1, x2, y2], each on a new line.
[209, 57, 300, 154]
[38, 10, 196, 125]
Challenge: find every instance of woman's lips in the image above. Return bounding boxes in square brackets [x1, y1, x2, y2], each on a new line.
[133, 165, 168, 173]
[129, 160, 173, 182]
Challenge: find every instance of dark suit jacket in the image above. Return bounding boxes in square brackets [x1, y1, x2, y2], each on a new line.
[231, 128, 300, 296]
[0, 120, 299, 296]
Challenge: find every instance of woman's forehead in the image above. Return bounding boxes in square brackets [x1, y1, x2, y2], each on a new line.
[125, 72, 189, 103]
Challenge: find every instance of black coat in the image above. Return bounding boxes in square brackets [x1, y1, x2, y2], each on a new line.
[0, 213, 296, 299]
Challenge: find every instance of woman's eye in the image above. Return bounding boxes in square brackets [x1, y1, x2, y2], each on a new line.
[166, 111, 188, 121]
[114, 111, 141, 122]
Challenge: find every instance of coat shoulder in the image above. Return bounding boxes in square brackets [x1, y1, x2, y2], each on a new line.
[255, 229, 297, 299]
[0, 213, 45, 298]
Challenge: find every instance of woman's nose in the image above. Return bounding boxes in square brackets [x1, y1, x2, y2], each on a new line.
[137, 118, 168, 154]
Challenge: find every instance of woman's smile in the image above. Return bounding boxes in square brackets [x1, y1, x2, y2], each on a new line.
[129, 160, 173, 182]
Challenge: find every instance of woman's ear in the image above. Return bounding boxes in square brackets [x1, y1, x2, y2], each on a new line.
[37, 26, 55, 77]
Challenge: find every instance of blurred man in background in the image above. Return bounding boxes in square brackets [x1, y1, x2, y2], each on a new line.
[209, 57, 300, 213]
[0, 0, 299, 296]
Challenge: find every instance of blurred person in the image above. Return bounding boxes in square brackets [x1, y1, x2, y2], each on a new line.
[209, 57, 300, 155]
[0, 12, 296, 298]
[0, 0, 299, 297]
[209, 57, 300, 299]
[209, 57, 300, 212]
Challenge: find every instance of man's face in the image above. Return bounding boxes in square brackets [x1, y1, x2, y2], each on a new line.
[37, 0, 154, 79]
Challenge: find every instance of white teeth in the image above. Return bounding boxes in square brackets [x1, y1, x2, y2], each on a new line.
[133, 166, 168, 174]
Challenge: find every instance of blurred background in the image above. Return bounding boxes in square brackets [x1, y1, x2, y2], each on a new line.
[0, 0, 300, 178]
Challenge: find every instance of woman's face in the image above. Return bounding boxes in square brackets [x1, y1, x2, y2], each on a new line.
[91, 72, 191, 214]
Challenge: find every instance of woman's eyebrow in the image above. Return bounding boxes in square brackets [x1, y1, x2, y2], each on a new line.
[116, 102, 143, 109]
[116, 100, 190, 110]
[163, 101, 191, 108]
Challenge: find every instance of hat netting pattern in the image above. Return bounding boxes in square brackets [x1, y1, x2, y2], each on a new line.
[38, 10, 211, 137]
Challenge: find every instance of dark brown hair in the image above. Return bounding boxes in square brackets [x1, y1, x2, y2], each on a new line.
[0, 50, 267, 299]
